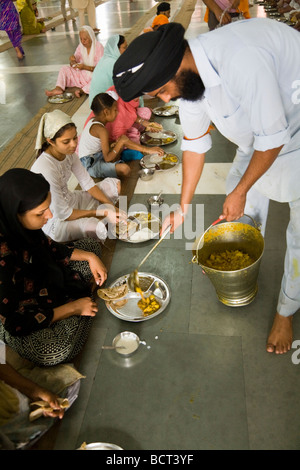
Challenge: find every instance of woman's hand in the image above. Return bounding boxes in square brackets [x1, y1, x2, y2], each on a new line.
[87, 253, 107, 286]
[69, 55, 77, 66]
[72, 63, 84, 70]
[31, 389, 66, 419]
[144, 146, 164, 156]
[96, 204, 127, 224]
[72, 297, 98, 317]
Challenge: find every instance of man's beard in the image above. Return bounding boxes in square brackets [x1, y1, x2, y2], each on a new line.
[172, 69, 205, 101]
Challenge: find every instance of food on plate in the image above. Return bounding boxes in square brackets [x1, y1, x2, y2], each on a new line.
[116, 212, 160, 242]
[48, 94, 72, 103]
[137, 293, 160, 316]
[163, 154, 178, 163]
[147, 131, 165, 138]
[204, 249, 255, 271]
[97, 283, 128, 301]
[162, 137, 174, 144]
[149, 154, 164, 164]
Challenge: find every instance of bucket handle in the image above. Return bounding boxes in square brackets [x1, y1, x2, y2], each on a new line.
[191, 214, 261, 265]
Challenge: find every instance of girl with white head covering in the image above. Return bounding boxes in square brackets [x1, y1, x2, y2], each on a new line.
[31, 110, 125, 243]
[45, 26, 104, 98]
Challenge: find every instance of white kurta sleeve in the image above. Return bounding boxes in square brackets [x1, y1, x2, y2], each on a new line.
[71, 153, 96, 191]
[225, 47, 291, 151]
[179, 99, 212, 154]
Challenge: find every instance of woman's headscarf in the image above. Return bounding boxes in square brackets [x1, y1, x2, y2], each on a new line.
[89, 35, 121, 106]
[0, 168, 70, 296]
[105, 85, 139, 141]
[35, 109, 74, 152]
[0, 169, 50, 249]
[79, 25, 96, 75]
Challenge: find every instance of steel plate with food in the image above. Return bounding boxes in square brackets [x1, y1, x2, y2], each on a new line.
[140, 130, 177, 146]
[115, 211, 161, 243]
[47, 92, 74, 104]
[152, 105, 179, 116]
[140, 153, 179, 171]
[101, 272, 171, 322]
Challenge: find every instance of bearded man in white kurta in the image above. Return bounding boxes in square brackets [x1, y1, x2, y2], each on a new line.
[113, 19, 300, 355]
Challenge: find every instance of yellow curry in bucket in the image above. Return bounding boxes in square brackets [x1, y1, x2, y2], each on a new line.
[205, 249, 255, 271]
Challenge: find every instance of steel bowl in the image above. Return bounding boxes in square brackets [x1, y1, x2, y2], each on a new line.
[147, 195, 164, 209]
[138, 168, 155, 181]
[112, 331, 140, 356]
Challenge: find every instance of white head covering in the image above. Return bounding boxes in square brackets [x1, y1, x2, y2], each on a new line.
[79, 25, 96, 76]
[35, 110, 73, 151]
[106, 90, 119, 101]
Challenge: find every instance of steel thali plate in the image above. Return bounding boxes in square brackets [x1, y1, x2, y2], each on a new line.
[140, 130, 177, 146]
[47, 92, 74, 104]
[115, 211, 161, 243]
[140, 153, 179, 171]
[105, 272, 171, 322]
[152, 105, 179, 116]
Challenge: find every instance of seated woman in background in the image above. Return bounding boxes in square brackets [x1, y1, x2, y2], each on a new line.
[89, 34, 127, 107]
[20, 0, 46, 35]
[0, 169, 107, 367]
[45, 26, 104, 98]
[31, 109, 124, 243]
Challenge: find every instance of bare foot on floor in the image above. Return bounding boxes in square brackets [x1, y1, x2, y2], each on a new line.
[45, 87, 64, 97]
[266, 312, 293, 354]
[15, 47, 24, 60]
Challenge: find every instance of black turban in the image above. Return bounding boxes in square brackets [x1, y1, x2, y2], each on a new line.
[113, 23, 186, 101]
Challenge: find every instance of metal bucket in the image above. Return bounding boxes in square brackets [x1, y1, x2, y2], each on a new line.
[192, 216, 264, 307]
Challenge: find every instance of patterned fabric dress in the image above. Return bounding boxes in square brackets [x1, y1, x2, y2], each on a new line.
[0, 238, 101, 367]
[0, 0, 23, 50]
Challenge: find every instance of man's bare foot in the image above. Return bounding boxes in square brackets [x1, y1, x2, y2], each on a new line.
[45, 87, 64, 97]
[266, 312, 293, 354]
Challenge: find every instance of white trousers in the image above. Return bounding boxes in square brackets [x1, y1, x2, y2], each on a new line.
[47, 178, 119, 243]
[226, 151, 300, 317]
[76, 0, 96, 29]
[60, 0, 75, 18]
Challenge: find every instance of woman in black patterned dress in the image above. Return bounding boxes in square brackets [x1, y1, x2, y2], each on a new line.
[0, 168, 107, 366]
